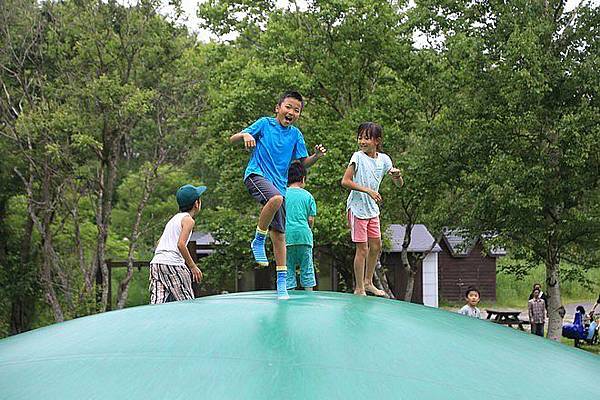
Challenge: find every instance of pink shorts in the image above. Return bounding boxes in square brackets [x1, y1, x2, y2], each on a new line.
[348, 210, 381, 243]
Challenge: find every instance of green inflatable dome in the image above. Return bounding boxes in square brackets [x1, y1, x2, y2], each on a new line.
[1, 291, 599, 399]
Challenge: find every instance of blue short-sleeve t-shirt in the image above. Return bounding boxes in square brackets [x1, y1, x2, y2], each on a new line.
[243, 117, 309, 196]
[285, 187, 317, 246]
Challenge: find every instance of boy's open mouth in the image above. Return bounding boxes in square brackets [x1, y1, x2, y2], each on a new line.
[284, 115, 294, 123]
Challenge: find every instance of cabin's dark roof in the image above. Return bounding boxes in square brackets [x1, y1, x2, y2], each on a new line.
[442, 229, 506, 257]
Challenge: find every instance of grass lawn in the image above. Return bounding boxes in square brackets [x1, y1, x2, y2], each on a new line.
[440, 263, 600, 310]
[440, 262, 600, 356]
[494, 262, 600, 309]
[560, 337, 600, 355]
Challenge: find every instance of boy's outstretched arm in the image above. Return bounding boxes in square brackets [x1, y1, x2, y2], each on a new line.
[178, 215, 203, 283]
[229, 132, 256, 150]
[341, 164, 382, 203]
[302, 144, 327, 168]
[389, 167, 404, 188]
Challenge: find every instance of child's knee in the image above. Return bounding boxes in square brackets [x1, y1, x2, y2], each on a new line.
[369, 240, 382, 253]
[355, 243, 368, 257]
[268, 195, 284, 208]
[270, 230, 285, 243]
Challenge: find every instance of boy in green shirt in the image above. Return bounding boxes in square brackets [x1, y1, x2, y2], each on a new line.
[285, 161, 317, 290]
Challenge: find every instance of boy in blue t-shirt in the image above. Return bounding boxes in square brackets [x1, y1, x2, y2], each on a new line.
[285, 161, 317, 291]
[229, 91, 326, 299]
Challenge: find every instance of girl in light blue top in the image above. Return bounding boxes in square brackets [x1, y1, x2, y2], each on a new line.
[341, 122, 403, 296]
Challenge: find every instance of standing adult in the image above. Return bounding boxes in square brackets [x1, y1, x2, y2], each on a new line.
[528, 283, 548, 308]
[528, 288, 546, 337]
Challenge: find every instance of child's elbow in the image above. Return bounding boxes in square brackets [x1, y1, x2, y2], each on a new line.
[341, 178, 350, 188]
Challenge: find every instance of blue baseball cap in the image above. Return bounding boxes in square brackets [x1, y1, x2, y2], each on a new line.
[176, 184, 207, 210]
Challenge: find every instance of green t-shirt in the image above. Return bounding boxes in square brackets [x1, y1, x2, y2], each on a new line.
[285, 187, 317, 246]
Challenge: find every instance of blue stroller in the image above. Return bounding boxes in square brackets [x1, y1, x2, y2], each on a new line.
[562, 307, 599, 347]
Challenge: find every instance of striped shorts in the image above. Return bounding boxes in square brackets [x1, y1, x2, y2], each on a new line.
[149, 263, 194, 304]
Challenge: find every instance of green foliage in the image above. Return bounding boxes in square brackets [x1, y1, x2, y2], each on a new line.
[111, 165, 197, 260]
[496, 262, 600, 309]
[1, 0, 208, 329]
[0, 196, 41, 336]
[194, 0, 449, 288]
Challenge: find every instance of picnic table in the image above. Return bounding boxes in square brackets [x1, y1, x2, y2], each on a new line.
[485, 309, 530, 331]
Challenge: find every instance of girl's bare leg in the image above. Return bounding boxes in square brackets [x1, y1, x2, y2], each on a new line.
[353, 242, 368, 295]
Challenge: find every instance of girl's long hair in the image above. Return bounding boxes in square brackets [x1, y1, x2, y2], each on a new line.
[357, 122, 383, 151]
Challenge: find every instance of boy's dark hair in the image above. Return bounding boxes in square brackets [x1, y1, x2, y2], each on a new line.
[278, 91, 304, 109]
[532, 283, 541, 290]
[465, 286, 480, 298]
[576, 305, 586, 314]
[288, 161, 306, 185]
[357, 122, 383, 150]
[179, 201, 196, 213]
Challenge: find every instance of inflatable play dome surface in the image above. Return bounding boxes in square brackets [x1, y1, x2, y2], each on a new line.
[1, 291, 599, 399]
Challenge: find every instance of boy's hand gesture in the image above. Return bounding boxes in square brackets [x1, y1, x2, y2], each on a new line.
[314, 144, 327, 158]
[243, 133, 256, 150]
[389, 167, 404, 187]
[389, 167, 402, 179]
[190, 265, 203, 283]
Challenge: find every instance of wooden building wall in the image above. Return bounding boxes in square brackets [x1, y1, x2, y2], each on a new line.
[437, 239, 496, 302]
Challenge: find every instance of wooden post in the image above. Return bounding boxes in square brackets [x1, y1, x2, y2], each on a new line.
[332, 262, 339, 292]
[95, 262, 103, 310]
[106, 259, 112, 311]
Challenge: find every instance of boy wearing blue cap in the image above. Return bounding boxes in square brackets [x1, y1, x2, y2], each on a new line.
[149, 184, 206, 304]
[230, 91, 326, 299]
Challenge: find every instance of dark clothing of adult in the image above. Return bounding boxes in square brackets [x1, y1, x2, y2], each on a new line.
[531, 322, 545, 337]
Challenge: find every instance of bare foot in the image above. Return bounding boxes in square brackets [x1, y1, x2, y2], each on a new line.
[364, 283, 386, 297]
[353, 289, 367, 296]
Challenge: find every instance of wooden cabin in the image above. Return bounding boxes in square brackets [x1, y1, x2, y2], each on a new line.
[437, 231, 505, 302]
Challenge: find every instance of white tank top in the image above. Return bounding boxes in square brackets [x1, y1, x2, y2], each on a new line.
[150, 212, 192, 266]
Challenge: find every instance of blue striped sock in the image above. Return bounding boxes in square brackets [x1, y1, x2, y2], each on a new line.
[276, 269, 289, 300]
[251, 228, 268, 266]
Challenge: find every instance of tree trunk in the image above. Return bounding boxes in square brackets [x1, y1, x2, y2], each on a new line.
[10, 216, 35, 334]
[545, 239, 562, 341]
[41, 226, 64, 322]
[401, 224, 416, 302]
[94, 130, 120, 312]
[0, 200, 34, 334]
[403, 266, 416, 302]
[374, 258, 395, 299]
[23, 164, 64, 323]
[544, 126, 563, 341]
[116, 159, 162, 309]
